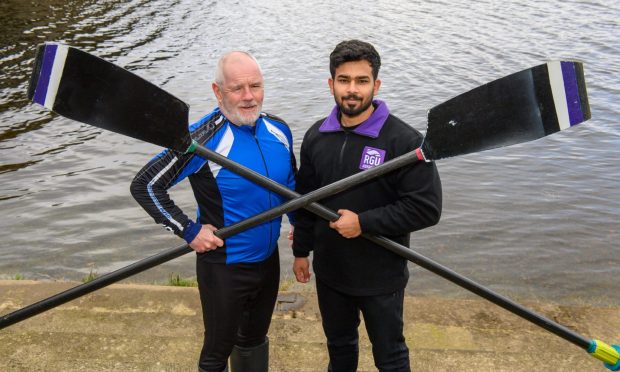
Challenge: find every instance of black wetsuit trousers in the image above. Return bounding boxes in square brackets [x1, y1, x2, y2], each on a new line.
[316, 278, 410, 372]
[196, 249, 279, 372]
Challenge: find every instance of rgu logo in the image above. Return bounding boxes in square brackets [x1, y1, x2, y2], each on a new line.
[359, 146, 386, 170]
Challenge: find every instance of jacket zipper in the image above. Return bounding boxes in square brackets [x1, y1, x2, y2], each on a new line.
[339, 131, 349, 165]
[254, 133, 273, 252]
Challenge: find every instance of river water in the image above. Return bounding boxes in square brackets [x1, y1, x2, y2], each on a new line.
[1, 0, 619, 306]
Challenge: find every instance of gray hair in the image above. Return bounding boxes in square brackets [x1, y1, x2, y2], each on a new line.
[214, 51, 263, 86]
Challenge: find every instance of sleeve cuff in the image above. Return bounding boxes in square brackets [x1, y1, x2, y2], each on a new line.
[357, 212, 372, 234]
[182, 220, 202, 244]
[293, 248, 310, 258]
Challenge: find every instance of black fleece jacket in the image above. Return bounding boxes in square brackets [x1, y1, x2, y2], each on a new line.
[293, 101, 442, 296]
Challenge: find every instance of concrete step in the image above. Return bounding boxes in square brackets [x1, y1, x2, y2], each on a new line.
[1, 280, 618, 371]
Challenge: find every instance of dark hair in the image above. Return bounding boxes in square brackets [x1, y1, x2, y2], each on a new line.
[329, 40, 381, 80]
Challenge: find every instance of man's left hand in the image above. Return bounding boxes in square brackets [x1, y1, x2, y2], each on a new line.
[288, 225, 294, 247]
[329, 209, 361, 238]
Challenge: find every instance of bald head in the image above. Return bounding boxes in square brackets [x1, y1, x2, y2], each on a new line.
[214, 51, 263, 86]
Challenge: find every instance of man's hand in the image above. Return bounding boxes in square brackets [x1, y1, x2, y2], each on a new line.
[329, 209, 362, 238]
[293, 257, 311, 283]
[288, 225, 294, 246]
[189, 224, 224, 253]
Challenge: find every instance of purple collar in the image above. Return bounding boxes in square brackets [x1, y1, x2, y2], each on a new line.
[319, 100, 389, 138]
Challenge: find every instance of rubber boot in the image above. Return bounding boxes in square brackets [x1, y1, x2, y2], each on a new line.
[229, 338, 269, 372]
[198, 364, 227, 372]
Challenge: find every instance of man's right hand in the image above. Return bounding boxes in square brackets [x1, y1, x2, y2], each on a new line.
[293, 257, 311, 283]
[189, 224, 224, 253]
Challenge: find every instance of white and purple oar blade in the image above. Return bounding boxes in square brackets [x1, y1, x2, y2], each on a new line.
[27, 42, 193, 152]
[420, 61, 590, 161]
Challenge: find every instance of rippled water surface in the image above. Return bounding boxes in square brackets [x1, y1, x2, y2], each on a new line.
[1, 0, 619, 305]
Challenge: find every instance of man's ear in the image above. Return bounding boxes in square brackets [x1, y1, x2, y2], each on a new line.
[373, 79, 382, 95]
[212, 82, 222, 103]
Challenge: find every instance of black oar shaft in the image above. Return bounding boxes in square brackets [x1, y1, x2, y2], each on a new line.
[0, 145, 418, 330]
[1, 141, 593, 351]
[0, 143, 592, 350]
[196, 144, 593, 351]
[210, 147, 420, 236]
[0, 243, 191, 329]
[365, 234, 592, 349]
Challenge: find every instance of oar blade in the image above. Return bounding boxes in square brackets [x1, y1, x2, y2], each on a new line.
[422, 61, 590, 160]
[28, 42, 192, 152]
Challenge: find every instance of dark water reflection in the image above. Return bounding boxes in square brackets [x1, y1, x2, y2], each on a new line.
[1, 0, 619, 306]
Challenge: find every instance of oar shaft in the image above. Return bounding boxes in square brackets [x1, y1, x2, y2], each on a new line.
[364, 234, 592, 349]
[0, 142, 592, 352]
[196, 144, 593, 351]
[204, 144, 421, 237]
[0, 144, 419, 330]
[0, 243, 191, 329]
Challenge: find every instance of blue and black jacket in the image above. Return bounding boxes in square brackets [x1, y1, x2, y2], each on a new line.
[131, 108, 296, 264]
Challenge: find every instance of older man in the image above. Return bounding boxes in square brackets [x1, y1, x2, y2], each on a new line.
[131, 51, 296, 372]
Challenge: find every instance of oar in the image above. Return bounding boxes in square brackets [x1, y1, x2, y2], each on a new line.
[4, 42, 618, 370]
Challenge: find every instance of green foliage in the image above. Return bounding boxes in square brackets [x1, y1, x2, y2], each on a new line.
[167, 273, 198, 287]
[82, 263, 98, 283]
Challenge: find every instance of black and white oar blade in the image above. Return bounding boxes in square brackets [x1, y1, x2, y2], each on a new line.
[28, 42, 192, 152]
[421, 61, 590, 160]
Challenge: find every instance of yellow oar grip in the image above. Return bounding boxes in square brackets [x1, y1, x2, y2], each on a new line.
[589, 339, 620, 368]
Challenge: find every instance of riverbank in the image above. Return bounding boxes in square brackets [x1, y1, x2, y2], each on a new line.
[1, 280, 618, 371]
